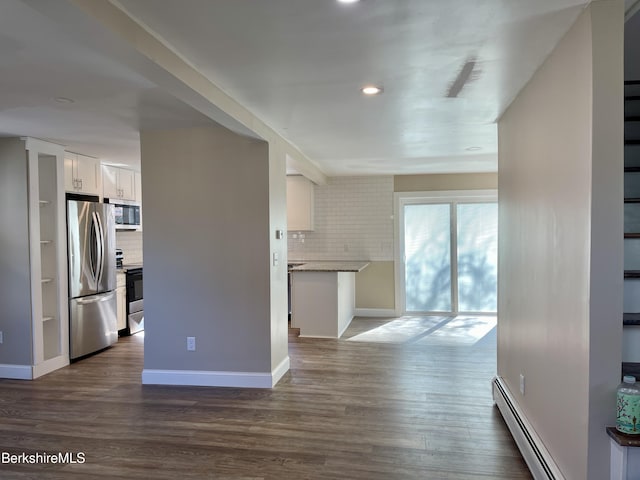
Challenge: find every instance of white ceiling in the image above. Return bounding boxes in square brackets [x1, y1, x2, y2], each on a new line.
[115, 0, 594, 175]
[0, 0, 636, 175]
[0, 0, 216, 169]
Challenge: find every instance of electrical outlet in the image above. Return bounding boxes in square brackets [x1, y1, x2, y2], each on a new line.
[519, 374, 525, 395]
[187, 336, 196, 351]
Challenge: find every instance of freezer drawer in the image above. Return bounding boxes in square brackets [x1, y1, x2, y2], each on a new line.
[70, 291, 117, 359]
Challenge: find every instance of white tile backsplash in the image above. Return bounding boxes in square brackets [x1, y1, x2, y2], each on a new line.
[288, 176, 394, 261]
[116, 230, 143, 264]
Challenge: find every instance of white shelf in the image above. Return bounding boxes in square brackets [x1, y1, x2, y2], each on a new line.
[40, 240, 52, 245]
[41, 278, 53, 284]
[42, 316, 54, 322]
[39, 200, 50, 207]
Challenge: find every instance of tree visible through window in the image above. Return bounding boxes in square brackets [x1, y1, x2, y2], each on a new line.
[404, 203, 451, 312]
[403, 201, 497, 314]
[457, 203, 498, 312]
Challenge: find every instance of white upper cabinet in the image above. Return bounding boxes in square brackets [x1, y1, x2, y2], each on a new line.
[102, 165, 135, 201]
[64, 153, 101, 196]
[287, 175, 315, 231]
[102, 165, 118, 199]
[118, 168, 135, 200]
[134, 171, 142, 203]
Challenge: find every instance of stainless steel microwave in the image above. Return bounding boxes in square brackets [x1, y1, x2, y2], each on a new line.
[105, 199, 141, 230]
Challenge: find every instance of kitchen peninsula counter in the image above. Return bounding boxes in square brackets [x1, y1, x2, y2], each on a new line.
[289, 261, 369, 338]
[289, 261, 369, 273]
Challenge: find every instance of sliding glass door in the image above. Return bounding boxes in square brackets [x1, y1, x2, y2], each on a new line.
[398, 192, 497, 315]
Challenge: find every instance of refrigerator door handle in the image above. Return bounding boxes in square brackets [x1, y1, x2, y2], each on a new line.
[89, 211, 97, 283]
[95, 211, 104, 286]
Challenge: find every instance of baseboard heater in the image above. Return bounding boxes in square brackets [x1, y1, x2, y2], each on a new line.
[492, 376, 565, 480]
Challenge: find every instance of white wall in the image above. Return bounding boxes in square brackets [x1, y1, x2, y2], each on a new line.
[141, 125, 287, 386]
[497, 2, 623, 479]
[0, 138, 33, 367]
[288, 176, 394, 261]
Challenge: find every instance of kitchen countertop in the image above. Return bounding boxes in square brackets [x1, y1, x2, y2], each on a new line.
[117, 263, 143, 273]
[289, 261, 369, 273]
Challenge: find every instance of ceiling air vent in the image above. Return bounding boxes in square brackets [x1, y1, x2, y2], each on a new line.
[446, 57, 478, 98]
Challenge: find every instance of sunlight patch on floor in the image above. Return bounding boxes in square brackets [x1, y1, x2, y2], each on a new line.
[347, 315, 496, 346]
[346, 316, 448, 344]
[414, 315, 496, 346]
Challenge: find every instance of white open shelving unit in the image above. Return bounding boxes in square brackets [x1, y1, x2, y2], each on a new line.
[25, 137, 69, 378]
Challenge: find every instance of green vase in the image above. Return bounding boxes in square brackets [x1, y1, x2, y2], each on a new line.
[617, 375, 640, 434]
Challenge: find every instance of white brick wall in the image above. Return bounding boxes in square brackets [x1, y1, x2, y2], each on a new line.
[116, 230, 143, 264]
[288, 176, 394, 261]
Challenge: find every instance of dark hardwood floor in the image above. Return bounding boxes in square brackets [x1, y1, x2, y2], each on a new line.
[0, 318, 531, 479]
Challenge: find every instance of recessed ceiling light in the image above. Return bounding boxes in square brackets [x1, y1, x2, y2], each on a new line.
[337, 0, 360, 4]
[54, 97, 75, 104]
[361, 85, 383, 96]
[465, 146, 482, 151]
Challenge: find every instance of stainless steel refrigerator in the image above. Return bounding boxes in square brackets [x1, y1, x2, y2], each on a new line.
[67, 200, 118, 359]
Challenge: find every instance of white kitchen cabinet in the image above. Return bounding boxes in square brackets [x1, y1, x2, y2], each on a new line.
[64, 152, 101, 196]
[116, 272, 127, 332]
[134, 171, 142, 203]
[119, 168, 135, 200]
[287, 175, 315, 231]
[102, 165, 135, 201]
[102, 164, 118, 199]
[134, 171, 143, 231]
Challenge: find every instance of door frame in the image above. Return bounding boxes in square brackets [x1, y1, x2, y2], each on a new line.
[393, 189, 498, 316]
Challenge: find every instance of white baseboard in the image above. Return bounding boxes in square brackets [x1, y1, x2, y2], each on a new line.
[271, 356, 290, 386]
[298, 334, 338, 339]
[492, 376, 564, 480]
[0, 364, 33, 380]
[142, 358, 290, 388]
[338, 315, 353, 338]
[32, 356, 69, 379]
[354, 308, 397, 318]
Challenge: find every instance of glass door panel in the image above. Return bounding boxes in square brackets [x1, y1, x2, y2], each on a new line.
[456, 203, 498, 312]
[404, 204, 451, 312]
